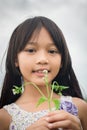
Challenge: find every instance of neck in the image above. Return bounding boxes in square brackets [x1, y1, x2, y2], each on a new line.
[18, 83, 51, 102]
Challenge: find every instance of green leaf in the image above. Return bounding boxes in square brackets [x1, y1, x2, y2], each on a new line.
[51, 84, 59, 90]
[12, 85, 22, 95]
[36, 96, 47, 107]
[52, 81, 68, 93]
[52, 99, 60, 110]
[59, 86, 68, 91]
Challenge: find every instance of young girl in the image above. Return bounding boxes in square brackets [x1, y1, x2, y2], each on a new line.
[0, 16, 87, 130]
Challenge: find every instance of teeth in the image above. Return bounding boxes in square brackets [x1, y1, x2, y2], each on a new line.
[37, 70, 44, 73]
[35, 70, 48, 73]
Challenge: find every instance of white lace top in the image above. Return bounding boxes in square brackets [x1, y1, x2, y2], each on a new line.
[3, 96, 78, 130]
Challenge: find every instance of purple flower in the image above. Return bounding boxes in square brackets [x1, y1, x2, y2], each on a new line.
[60, 101, 78, 116]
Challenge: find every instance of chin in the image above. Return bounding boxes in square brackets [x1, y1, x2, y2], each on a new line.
[33, 80, 46, 87]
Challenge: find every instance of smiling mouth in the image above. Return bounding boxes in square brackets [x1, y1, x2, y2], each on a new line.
[32, 69, 50, 77]
[32, 69, 50, 73]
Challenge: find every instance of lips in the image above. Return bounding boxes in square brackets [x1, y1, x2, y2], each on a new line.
[32, 69, 49, 73]
[32, 69, 50, 77]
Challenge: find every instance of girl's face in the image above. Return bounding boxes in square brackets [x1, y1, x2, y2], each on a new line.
[16, 27, 62, 86]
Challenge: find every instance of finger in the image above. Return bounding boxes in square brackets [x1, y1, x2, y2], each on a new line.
[46, 110, 81, 130]
[45, 111, 71, 122]
[47, 120, 73, 129]
[47, 119, 81, 130]
[28, 119, 50, 130]
[46, 110, 78, 124]
[47, 110, 61, 116]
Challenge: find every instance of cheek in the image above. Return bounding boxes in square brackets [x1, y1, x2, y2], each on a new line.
[53, 65, 60, 77]
[53, 58, 62, 75]
[17, 59, 28, 75]
[18, 64, 26, 76]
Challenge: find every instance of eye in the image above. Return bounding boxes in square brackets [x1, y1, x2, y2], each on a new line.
[48, 49, 59, 54]
[24, 48, 36, 53]
[28, 49, 36, 53]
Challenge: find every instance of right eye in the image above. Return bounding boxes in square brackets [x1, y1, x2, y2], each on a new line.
[24, 48, 36, 53]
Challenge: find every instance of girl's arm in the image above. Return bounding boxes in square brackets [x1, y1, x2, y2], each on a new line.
[73, 98, 87, 130]
[0, 108, 11, 130]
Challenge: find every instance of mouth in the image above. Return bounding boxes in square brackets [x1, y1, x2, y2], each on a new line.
[32, 69, 50, 77]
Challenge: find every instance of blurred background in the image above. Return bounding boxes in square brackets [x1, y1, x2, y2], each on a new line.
[0, 0, 87, 99]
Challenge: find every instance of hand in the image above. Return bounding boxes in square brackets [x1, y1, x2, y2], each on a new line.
[45, 110, 82, 130]
[26, 116, 51, 130]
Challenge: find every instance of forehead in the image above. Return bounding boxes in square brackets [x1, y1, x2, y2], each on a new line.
[29, 27, 54, 43]
[25, 28, 56, 48]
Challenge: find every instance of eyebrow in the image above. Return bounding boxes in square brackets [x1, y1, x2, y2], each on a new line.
[28, 41, 37, 45]
[28, 41, 55, 46]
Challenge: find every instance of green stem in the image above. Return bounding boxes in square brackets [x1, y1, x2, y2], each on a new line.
[24, 82, 46, 97]
[50, 81, 56, 103]
[45, 81, 52, 111]
[50, 86, 53, 102]
[46, 83, 50, 98]
[48, 98, 52, 111]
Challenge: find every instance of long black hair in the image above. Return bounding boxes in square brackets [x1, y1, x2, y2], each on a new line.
[0, 16, 83, 108]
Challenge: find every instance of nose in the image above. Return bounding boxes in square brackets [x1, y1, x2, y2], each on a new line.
[36, 50, 48, 65]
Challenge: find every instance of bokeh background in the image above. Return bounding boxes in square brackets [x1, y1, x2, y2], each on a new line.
[0, 0, 87, 99]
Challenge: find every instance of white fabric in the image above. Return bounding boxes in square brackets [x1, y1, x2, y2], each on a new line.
[4, 103, 48, 130]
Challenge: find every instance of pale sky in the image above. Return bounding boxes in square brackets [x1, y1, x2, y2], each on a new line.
[0, 0, 87, 98]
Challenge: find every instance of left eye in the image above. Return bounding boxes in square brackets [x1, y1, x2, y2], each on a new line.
[28, 49, 36, 53]
[48, 50, 58, 54]
[25, 48, 36, 53]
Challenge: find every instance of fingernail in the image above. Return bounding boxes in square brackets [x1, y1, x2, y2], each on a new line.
[48, 123, 53, 128]
[45, 117, 49, 121]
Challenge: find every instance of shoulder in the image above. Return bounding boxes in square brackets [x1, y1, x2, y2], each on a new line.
[0, 108, 11, 130]
[72, 97, 87, 129]
[72, 97, 87, 113]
